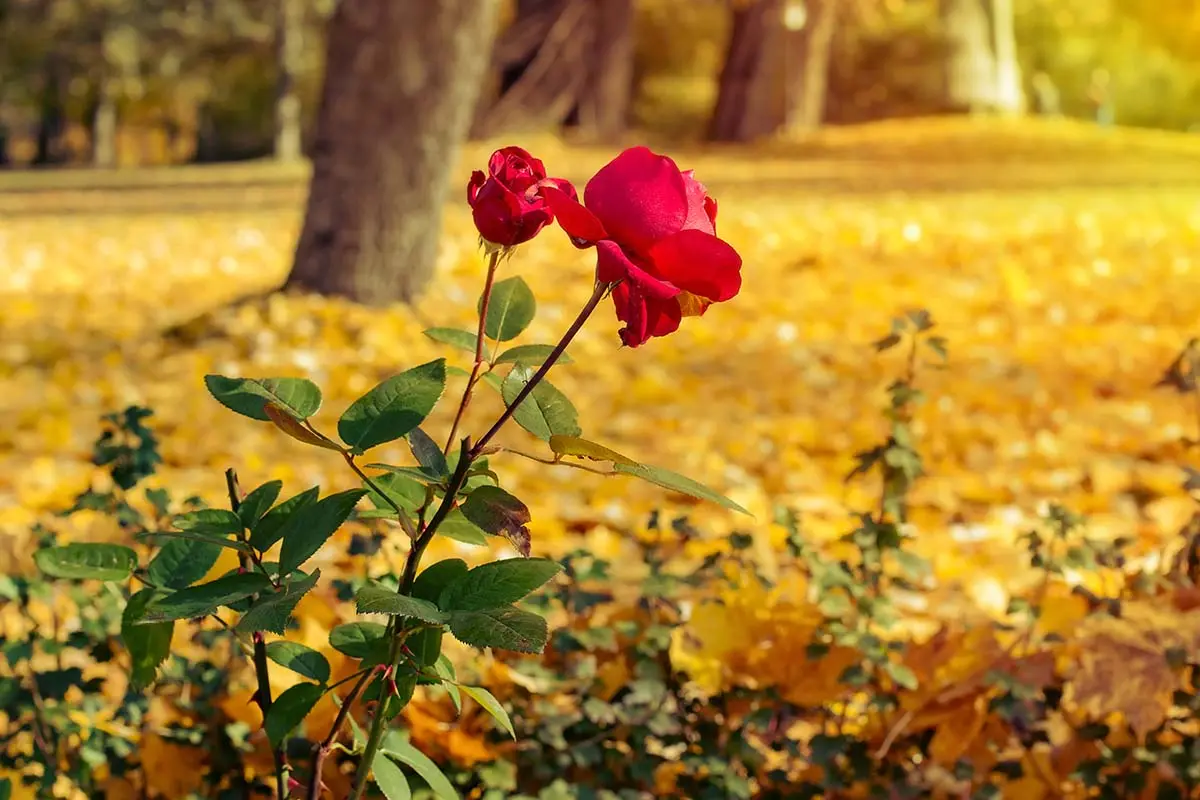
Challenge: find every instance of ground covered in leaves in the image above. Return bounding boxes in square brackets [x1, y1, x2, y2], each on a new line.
[5, 120, 1200, 596]
[6, 118, 1200, 796]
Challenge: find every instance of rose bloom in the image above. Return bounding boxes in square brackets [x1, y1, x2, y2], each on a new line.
[544, 146, 742, 347]
[467, 146, 573, 248]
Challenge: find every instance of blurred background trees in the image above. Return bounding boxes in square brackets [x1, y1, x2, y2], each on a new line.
[1, 0, 1197, 169]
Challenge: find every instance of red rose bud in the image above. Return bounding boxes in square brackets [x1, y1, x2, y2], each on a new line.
[467, 146, 576, 248]
[543, 146, 742, 347]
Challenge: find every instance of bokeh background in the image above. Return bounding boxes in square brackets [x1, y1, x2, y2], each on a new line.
[6, 1, 1200, 798]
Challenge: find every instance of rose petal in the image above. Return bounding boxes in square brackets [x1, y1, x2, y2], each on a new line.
[584, 146, 688, 253]
[680, 170, 715, 235]
[647, 229, 742, 303]
[544, 185, 608, 245]
[468, 170, 486, 205]
[611, 280, 683, 348]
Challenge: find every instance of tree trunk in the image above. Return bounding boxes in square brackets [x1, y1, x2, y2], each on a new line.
[575, 0, 634, 140]
[287, 0, 499, 304]
[35, 54, 67, 165]
[274, 0, 305, 162]
[989, 0, 1024, 114]
[940, 0, 998, 112]
[708, 0, 786, 143]
[92, 78, 118, 168]
[783, 0, 840, 134]
[472, 0, 591, 136]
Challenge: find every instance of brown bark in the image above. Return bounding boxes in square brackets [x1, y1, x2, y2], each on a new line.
[472, 0, 591, 136]
[286, 0, 499, 305]
[784, 0, 841, 134]
[708, 0, 786, 143]
[575, 0, 634, 140]
[274, 0, 305, 163]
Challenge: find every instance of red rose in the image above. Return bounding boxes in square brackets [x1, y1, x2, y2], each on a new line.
[467, 146, 575, 248]
[543, 146, 741, 347]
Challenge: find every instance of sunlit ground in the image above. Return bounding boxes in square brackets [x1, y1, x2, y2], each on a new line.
[4, 118, 1200, 614]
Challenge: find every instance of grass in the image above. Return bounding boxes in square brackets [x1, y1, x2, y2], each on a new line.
[4, 118, 1200, 610]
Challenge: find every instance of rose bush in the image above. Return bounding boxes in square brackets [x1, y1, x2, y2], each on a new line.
[24, 145, 747, 800]
[544, 146, 743, 347]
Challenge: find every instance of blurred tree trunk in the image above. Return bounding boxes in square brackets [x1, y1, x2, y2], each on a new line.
[574, 0, 634, 139]
[274, 0, 304, 162]
[990, 0, 1024, 114]
[472, 0, 593, 135]
[287, 0, 498, 304]
[783, 0, 841, 133]
[92, 78, 118, 168]
[940, 0, 998, 112]
[708, 0, 786, 142]
[34, 55, 67, 165]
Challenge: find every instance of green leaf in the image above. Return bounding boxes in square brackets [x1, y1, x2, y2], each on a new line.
[365, 472, 425, 512]
[461, 685, 515, 738]
[265, 683, 324, 749]
[338, 360, 446, 453]
[501, 365, 581, 441]
[441, 557, 561, 612]
[355, 584, 448, 624]
[173, 508, 243, 536]
[408, 427, 449, 479]
[423, 328, 479, 354]
[449, 606, 549, 654]
[363, 464, 438, 484]
[432, 656, 461, 714]
[884, 661, 919, 691]
[265, 403, 345, 450]
[372, 753, 412, 800]
[329, 621, 388, 660]
[481, 276, 536, 341]
[34, 543, 137, 582]
[238, 480, 284, 528]
[140, 572, 272, 623]
[146, 534, 224, 590]
[278, 489, 368, 575]
[265, 641, 331, 684]
[458, 487, 532, 557]
[139, 529, 250, 554]
[614, 463, 750, 515]
[412, 559, 470, 605]
[494, 344, 571, 366]
[382, 731, 461, 800]
[237, 571, 320, 633]
[122, 589, 173, 688]
[435, 510, 489, 546]
[548, 435, 636, 466]
[204, 375, 321, 421]
[250, 486, 320, 550]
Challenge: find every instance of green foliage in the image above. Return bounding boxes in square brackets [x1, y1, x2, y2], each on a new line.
[481, 277, 537, 342]
[501, 365, 582, 441]
[204, 375, 323, 421]
[338, 360, 447, 453]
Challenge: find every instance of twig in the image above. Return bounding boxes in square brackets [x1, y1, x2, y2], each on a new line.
[226, 468, 289, 800]
[471, 281, 607, 458]
[308, 670, 372, 800]
[445, 249, 501, 454]
[497, 446, 613, 475]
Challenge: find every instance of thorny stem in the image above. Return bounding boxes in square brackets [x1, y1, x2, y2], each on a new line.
[350, 281, 609, 799]
[341, 450, 418, 540]
[308, 670, 372, 800]
[445, 249, 502, 454]
[497, 446, 613, 475]
[471, 281, 608, 458]
[226, 468, 288, 800]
